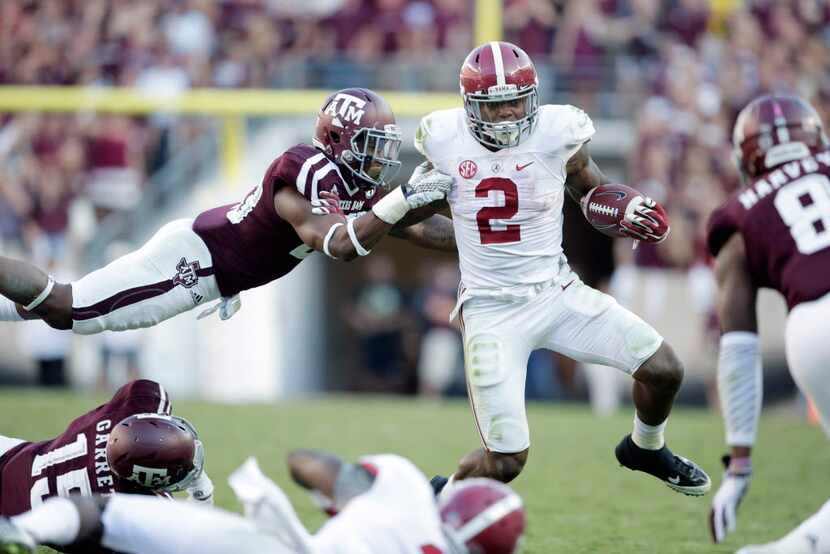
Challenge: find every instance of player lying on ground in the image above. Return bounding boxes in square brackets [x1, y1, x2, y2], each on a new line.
[0, 379, 212, 553]
[706, 94, 830, 553]
[0, 450, 525, 554]
[414, 41, 710, 498]
[0, 87, 455, 334]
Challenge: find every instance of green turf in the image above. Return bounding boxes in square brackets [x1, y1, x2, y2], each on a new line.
[0, 389, 826, 553]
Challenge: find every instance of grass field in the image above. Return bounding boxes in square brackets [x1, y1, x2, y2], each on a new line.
[0, 389, 827, 554]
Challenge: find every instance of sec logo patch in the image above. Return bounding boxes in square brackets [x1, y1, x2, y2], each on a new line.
[459, 160, 477, 179]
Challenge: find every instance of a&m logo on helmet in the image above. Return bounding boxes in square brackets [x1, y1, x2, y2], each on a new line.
[459, 160, 478, 179]
[324, 93, 367, 128]
[130, 464, 172, 488]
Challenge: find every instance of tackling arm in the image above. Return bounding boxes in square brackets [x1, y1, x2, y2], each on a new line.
[275, 187, 393, 261]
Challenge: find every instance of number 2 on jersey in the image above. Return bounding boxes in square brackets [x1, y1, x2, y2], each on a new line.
[774, 174, 830, 254]
[476, 178, 521, 244]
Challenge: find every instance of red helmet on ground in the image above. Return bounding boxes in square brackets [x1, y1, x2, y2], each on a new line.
[460, 41, 539, 149]
[106, 414, 204, 493]
[439, 478, 526, 554]
[733, 93, 828, 180]
[313, 87, 402, 188]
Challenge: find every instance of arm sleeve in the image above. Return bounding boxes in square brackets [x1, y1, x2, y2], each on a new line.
[718, 331, 763, 447]
[100, 494, 293, 554]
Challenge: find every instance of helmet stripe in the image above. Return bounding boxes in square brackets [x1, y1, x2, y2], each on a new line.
[454, 493, 523, 542]
[489, 41, 506, 87]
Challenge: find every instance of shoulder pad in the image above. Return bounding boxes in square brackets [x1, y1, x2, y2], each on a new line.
[706, 202, 741, 257]
[415, 108, 464, 160]
[538, 104, 596, 147]
[265, 144, 328, 192]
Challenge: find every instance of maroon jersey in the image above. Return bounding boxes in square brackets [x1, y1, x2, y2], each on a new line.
[0, 380, 171, 516]
[193, 144, 381, 297]
[707, 150, 830, 309]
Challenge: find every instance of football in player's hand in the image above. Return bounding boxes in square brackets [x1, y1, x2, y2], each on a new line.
[580, 183, 642, 238]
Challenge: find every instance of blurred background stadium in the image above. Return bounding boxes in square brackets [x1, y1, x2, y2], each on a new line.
[0, 0, 828, 420]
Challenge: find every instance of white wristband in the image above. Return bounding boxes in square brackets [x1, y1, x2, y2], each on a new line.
[323, 222, 344, 259]
[371, 187, 409, 224]
[25, 275, 55, 311]
[346, 217, 371, 256]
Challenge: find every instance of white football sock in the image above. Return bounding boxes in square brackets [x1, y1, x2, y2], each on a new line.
[12, 497, 81, 545]
[437, 474, 456, 503]
[631, 414, 666, 450]
[0, 296, 23, 321]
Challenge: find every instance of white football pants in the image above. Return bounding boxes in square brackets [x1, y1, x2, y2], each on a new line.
[459, 278, 663, 453]
[786, 290, 830, 437]
[70, 219, 220, 334]
[0, 435, 24, 458]
[100, 495, 295, 554]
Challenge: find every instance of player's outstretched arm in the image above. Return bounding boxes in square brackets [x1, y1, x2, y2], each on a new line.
[709, 233, 760, 543]
[390, 212, 456, 252]
[276, 167, 453, 261]
[287, 449, 375, 515]
[276, 186, 391, 261]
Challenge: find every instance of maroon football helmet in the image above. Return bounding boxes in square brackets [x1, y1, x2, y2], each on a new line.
[313, 87, 402, 188]
[106, 414, 204, 493]
[733, 93, 828, 180]
[439, 478, 526, 554]
[460, 42, 539, 149]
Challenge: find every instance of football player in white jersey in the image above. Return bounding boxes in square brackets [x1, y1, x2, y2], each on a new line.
[416, 42, 710, 497]
[0, 450, 525, 554]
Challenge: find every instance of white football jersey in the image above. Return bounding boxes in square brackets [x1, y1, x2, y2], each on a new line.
[311, 454, 449, 554]
[415, 105, 595, 291]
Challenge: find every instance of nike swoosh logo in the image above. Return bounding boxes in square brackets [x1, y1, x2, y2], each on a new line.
[561, 280, 575, 291]
[668, 476, 681, 484]
[515, 162, 534, 171]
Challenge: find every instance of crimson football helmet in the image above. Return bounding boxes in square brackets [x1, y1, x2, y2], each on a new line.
[733, 93, 828, 180]
[460, 41, 539, 149]
[313, 87, 402, 188]
[107, 414, 204, 493]
[439, 478, 526, 554]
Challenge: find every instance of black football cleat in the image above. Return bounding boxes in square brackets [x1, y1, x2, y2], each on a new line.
[430, 475, 449, 497]
[0, 518, 35, 554]
[615, 434, 711, 496]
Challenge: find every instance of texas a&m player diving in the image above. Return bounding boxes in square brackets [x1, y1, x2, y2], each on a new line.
[415, 41, 710, 497]
[707, 94, 830, 553]
[0, 88, 455, 334]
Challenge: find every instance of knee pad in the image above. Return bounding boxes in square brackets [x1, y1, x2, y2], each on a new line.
[466, 333, 505, 387]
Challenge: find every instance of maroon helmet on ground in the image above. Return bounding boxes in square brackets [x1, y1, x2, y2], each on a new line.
[106, 414, 204, 493]
[313, 87, 402, 188]
[733, 93, 828, 180]
[439, 478, 526, 554]
[460, 41, 539, 149]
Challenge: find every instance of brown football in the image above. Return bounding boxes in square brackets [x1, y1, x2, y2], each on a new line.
[580, 183, 641, 238]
